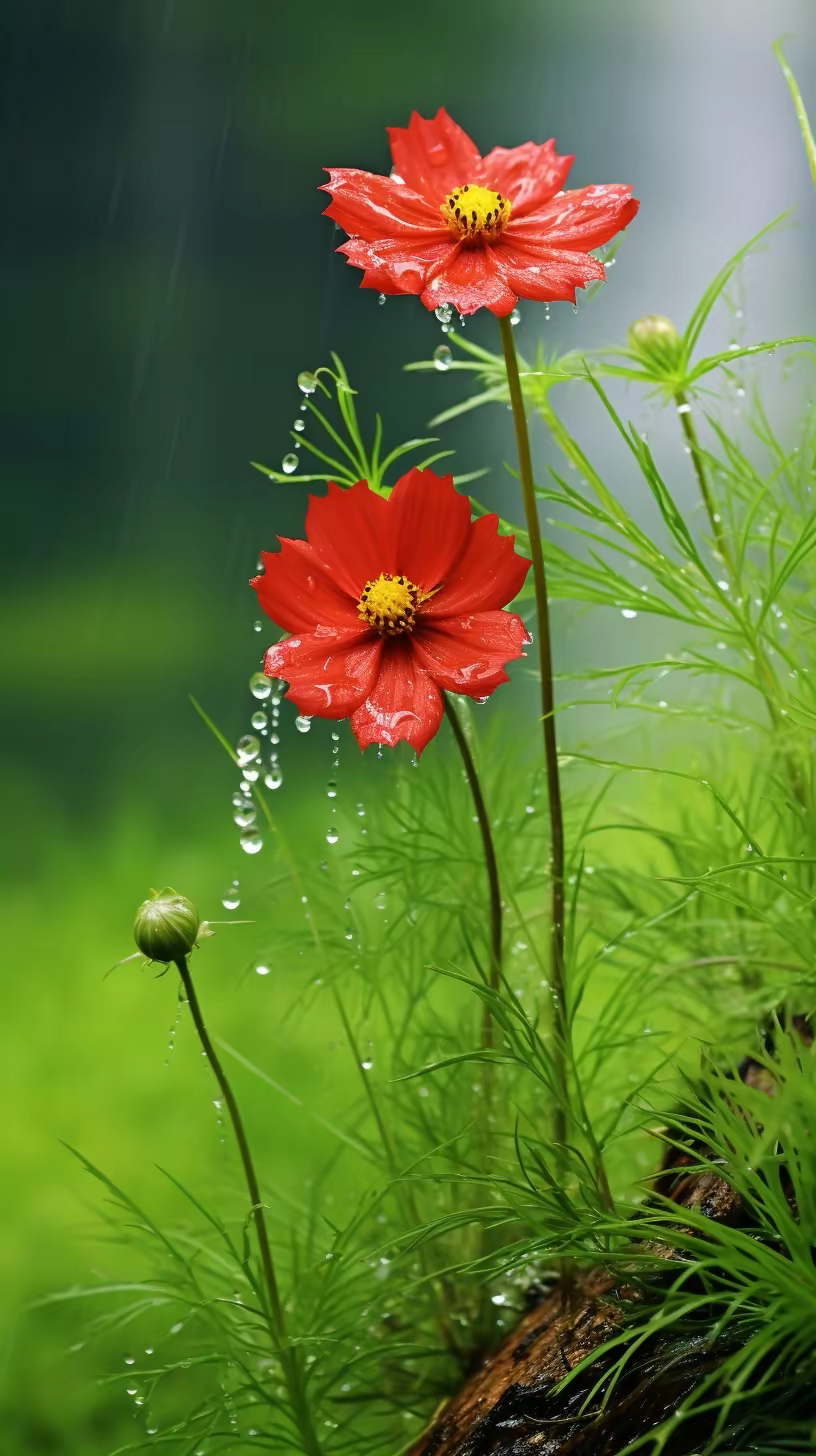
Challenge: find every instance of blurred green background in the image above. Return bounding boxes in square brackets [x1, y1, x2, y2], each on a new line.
[1, 0, 814, 1449]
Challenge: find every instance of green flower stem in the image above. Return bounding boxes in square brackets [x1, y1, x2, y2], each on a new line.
[674, 390, 732, 568]
[443, 693, 502, 1047]
[173, 955, 322, 1456]
[498, 316, 568, 1149]
[673, 397, 806, 806]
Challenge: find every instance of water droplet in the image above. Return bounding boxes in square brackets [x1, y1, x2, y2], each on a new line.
[236, 734, 260, 764]
[222, 887, 241, 910]
[295, 715, 312, 733]
[293, 418, 305, 433]
[240, 827, 263, 855]
[250, 710, 267, 730]
[297, 370, 317, 394]
[326, 827, 339, 845]
[360, 1059, 373, 1071]
[433, 344, 452, 371]
[249, 672, 271, 699]
[621, 608, 638, 620]
[327, 780, 337, 799]
[124, 1355, 136, 1366]
[264, 765, 283, 790]
[676, 402, 691, 415]
[378, 292, 387, 306]
[510, 307, 521, 327]
[253, 619, 262, 632]
[254, 963, 271, 976]
[281, 453, 298, 475]
[435, 303, 453, 325]
[232, 799, 257, 828]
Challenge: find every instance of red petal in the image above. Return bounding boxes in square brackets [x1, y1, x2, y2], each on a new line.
[387, 108, 482, 203]
[265, 629, 382, 720]
[412, 610, 530, 696]
[508, 185, 639, 251]
[420, 244, 517, 317]
[305, 480, 390, 597]
[421, 515, 530, 617]
[492, 241, 606, 304]
[478, 140, 573, 217]
[338, 235, 457, 296]
[386, 467, 472, 592]
[250, 538, 360, 635]
[321, 168, 446, 241]
[350, 640, 443, 754]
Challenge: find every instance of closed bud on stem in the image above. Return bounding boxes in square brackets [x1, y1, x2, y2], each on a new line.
[628, 313, 682, 372]
[134, 888, 200, 963]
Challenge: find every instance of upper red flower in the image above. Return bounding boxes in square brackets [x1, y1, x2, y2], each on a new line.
[251, 469, 531, 755]
[322, 108, 639, 318]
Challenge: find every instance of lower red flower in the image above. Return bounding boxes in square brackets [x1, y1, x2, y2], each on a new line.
[251, 469, 531, 754]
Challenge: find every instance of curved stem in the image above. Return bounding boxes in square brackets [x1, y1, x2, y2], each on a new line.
[498, 317, 567, 1149]
[173, 956, 322, 1456]
[443, 694, 502, 1048]
[674, 396, 806, 807]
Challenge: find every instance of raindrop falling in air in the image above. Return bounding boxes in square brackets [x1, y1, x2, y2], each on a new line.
[433, 344, 452, 371]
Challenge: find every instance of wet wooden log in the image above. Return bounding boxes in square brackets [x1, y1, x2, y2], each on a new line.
[408, 1030, 803, 1456]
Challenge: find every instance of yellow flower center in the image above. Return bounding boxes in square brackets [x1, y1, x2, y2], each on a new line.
[358, 572, 422, 635]
[440, 183, 511, 242]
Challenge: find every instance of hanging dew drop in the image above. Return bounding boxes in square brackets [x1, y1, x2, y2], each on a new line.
[239, 827, 263, 854]
[233, 803, 257, 828]
[264, 766, 283, 790]
[326, 826, 339, 845]
[435, 303, 452, 325]
[433, 344, 452, 371]
[510, 307, 521, 326]
[249, 672, 271, 699]
[378, 292, 387, 306]
[242, 763, 260, 782]
[250, 710, 267, 730]
[295, 715, 312, 733]
[281, 453, 298, 475]
[297, 370, 317, 394]
[236, 734, 260, 763]
[620, 608, 638, 620]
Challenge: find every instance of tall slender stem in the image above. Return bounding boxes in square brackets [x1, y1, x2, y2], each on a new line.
[674, 395, 806, 807]
[443, 694, 502, 1049]
[675, 391, 732, 568]
[173, 956, 322, 1456]
[498, 316, 567, 1149]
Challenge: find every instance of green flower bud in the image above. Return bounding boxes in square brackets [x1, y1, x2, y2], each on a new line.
[134, 888, 200, 963]
[627, 314, 682, 371]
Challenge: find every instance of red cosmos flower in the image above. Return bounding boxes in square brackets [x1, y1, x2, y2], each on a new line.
[251, 469, 531, 754]
[322, 108, 639, 317]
